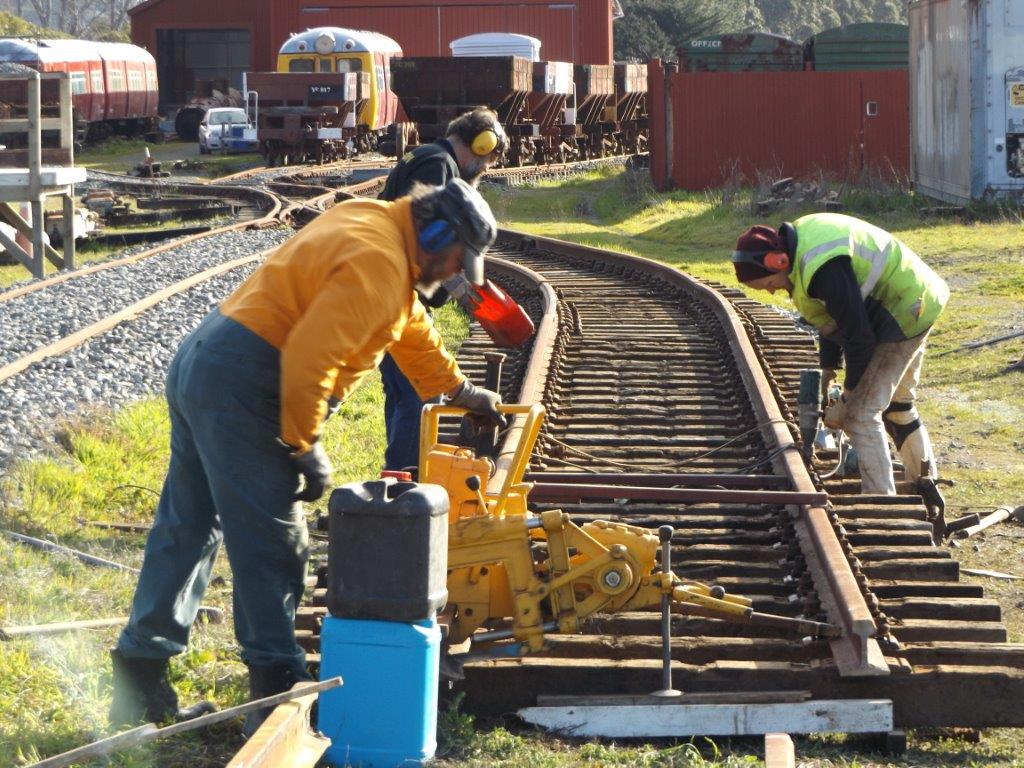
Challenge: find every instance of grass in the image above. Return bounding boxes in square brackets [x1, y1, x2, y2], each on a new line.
[2, 167, 1023, 766]
[78, 137, 263, 177]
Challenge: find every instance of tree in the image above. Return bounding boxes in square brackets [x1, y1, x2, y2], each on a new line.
[615, 0, 746, 61]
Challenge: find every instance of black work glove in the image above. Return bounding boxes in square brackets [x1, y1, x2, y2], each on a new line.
[289, 443, 333, 502]
[447, 380, 507, 429]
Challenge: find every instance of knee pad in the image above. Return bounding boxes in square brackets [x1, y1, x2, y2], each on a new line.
[883, 401, 921, 449]
[884, 401, 936, 481]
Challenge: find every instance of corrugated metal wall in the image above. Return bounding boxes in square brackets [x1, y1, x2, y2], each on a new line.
[648, 61, 909, 190]
[280, 0, 599, 63]
[131, 0, 612, 105]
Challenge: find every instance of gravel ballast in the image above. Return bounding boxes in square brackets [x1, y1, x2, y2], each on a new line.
[0, 228, 293, 467]
[0, 228, 290, 368]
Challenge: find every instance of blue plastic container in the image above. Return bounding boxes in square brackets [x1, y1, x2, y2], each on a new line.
[318, 616, 440, 767]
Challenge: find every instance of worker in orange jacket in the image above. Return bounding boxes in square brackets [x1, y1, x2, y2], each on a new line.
[111, 179, 504, 733]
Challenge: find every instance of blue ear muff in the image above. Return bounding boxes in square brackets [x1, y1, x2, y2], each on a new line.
[419, 219, 457, 252]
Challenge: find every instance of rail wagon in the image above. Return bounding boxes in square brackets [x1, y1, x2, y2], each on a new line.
[393, 31, 648, 166]
[390, 55, 536, 165]
[276, 27, 401, 152]
[245, 71, 369, 165]
[0, 38, 157, 142]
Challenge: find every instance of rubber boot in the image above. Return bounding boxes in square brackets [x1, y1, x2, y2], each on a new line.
[109, 650, 217, 728]
[242, 664, 312, 738]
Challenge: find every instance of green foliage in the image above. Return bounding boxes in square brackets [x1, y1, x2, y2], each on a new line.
[0, 10, 69, 38]
[614, 0, 908, 58]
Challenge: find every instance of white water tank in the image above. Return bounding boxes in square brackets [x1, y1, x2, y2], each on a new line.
[449, 33, 542, 61]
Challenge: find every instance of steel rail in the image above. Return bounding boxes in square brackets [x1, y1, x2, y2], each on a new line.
[0, 179, 282, 304]
[0, 250, 271, 386]
[484, 256, 560, 495]
[494, 228, 887, 677]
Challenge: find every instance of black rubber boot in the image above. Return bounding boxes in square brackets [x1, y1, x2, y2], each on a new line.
[242, 664, 312, 738]
[109, 649, 180, 727]
[109, 650, 218, 728]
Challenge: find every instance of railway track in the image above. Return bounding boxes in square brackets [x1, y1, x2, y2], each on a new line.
[287, 230, 1024, 736]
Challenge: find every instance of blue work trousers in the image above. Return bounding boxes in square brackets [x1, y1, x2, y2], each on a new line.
[379, 352, 440, 471]
[117, 310, 309, 676]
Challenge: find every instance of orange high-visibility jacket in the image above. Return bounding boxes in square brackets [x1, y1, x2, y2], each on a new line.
[221, 196, 464, 453]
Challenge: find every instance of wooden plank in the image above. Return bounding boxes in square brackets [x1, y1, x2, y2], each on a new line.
[0, 148, 74, 167]
[537, 690, 811, 706]
[0, 251, 267, 385]
[516, 698, 893, 737]
[0, 117, 64, 131]
[226, 684, 330, 768]
[764, 733, 795, 768]
[1, 607, 224, 640]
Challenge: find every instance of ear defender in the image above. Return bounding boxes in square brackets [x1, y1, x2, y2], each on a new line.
[763, 251, 790, 271]
[730, 249, 790, 272]
[419, 218, 457, 252]
[471, 128, 499, 157]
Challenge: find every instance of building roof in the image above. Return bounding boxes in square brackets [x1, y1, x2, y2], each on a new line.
[0, 38, 155, 64]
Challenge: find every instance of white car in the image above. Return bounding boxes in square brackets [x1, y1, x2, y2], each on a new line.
[198, 107, 250, 154]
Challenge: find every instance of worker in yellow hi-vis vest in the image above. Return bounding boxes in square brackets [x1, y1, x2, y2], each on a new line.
[730, 213, 949, 496]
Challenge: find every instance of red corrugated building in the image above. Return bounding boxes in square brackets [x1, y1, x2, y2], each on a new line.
[129, 0, 615, 107]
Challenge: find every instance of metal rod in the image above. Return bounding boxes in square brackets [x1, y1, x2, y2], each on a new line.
[2, 530, 139, 573]
[524, 472, 790, 488]
[529, 483, 827, 506]
[651, 525, 681, 698]
[472, 621, 558, 645]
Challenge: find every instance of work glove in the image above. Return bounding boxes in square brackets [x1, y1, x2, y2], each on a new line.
[289, 443, 333, 503]
[447, 380, 507, 429]
[822, 392, 849, 431]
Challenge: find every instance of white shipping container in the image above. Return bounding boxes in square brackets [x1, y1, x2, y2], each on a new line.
[910, 0, 1024, 201]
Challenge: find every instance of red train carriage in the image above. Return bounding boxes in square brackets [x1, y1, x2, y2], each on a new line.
[0, 38, 158, 142]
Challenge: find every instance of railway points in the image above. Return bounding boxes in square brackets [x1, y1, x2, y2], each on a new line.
[0, 10, 1022, 766]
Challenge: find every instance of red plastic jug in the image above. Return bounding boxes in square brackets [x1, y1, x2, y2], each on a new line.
[469, 280, 535, 348]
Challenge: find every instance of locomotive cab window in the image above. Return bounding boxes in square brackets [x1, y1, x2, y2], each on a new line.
[319, 58, 333, 72]
[70, 72, 87, 94]
[337, 58, 362, 73]
[289, 58, 315, 72]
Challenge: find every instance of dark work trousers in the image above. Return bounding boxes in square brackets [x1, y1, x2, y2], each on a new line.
[117, 310, 309, 677]
[379, 352, 440, 471]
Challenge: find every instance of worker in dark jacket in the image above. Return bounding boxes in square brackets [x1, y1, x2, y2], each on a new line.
[730, 213, 949, 495]
[377, 108, 508, 471]
[111, 179, 505, 733]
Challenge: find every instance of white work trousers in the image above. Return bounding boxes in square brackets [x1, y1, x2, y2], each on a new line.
[841, 331, 932, 495]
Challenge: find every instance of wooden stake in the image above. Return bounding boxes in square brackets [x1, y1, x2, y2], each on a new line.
[764, 733, 795, 768]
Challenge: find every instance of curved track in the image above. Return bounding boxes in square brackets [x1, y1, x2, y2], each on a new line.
[291, 230, 1024, 735]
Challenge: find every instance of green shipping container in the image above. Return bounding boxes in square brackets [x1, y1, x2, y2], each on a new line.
[677, 32, 804, 72]
[805, 22, 909, 71]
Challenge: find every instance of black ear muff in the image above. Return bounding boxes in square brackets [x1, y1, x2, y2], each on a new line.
[470, 129, 499, 157]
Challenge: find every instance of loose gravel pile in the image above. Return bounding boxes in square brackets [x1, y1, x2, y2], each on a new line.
[0, 227, 293, 467]
[0, 228, 291, 368]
